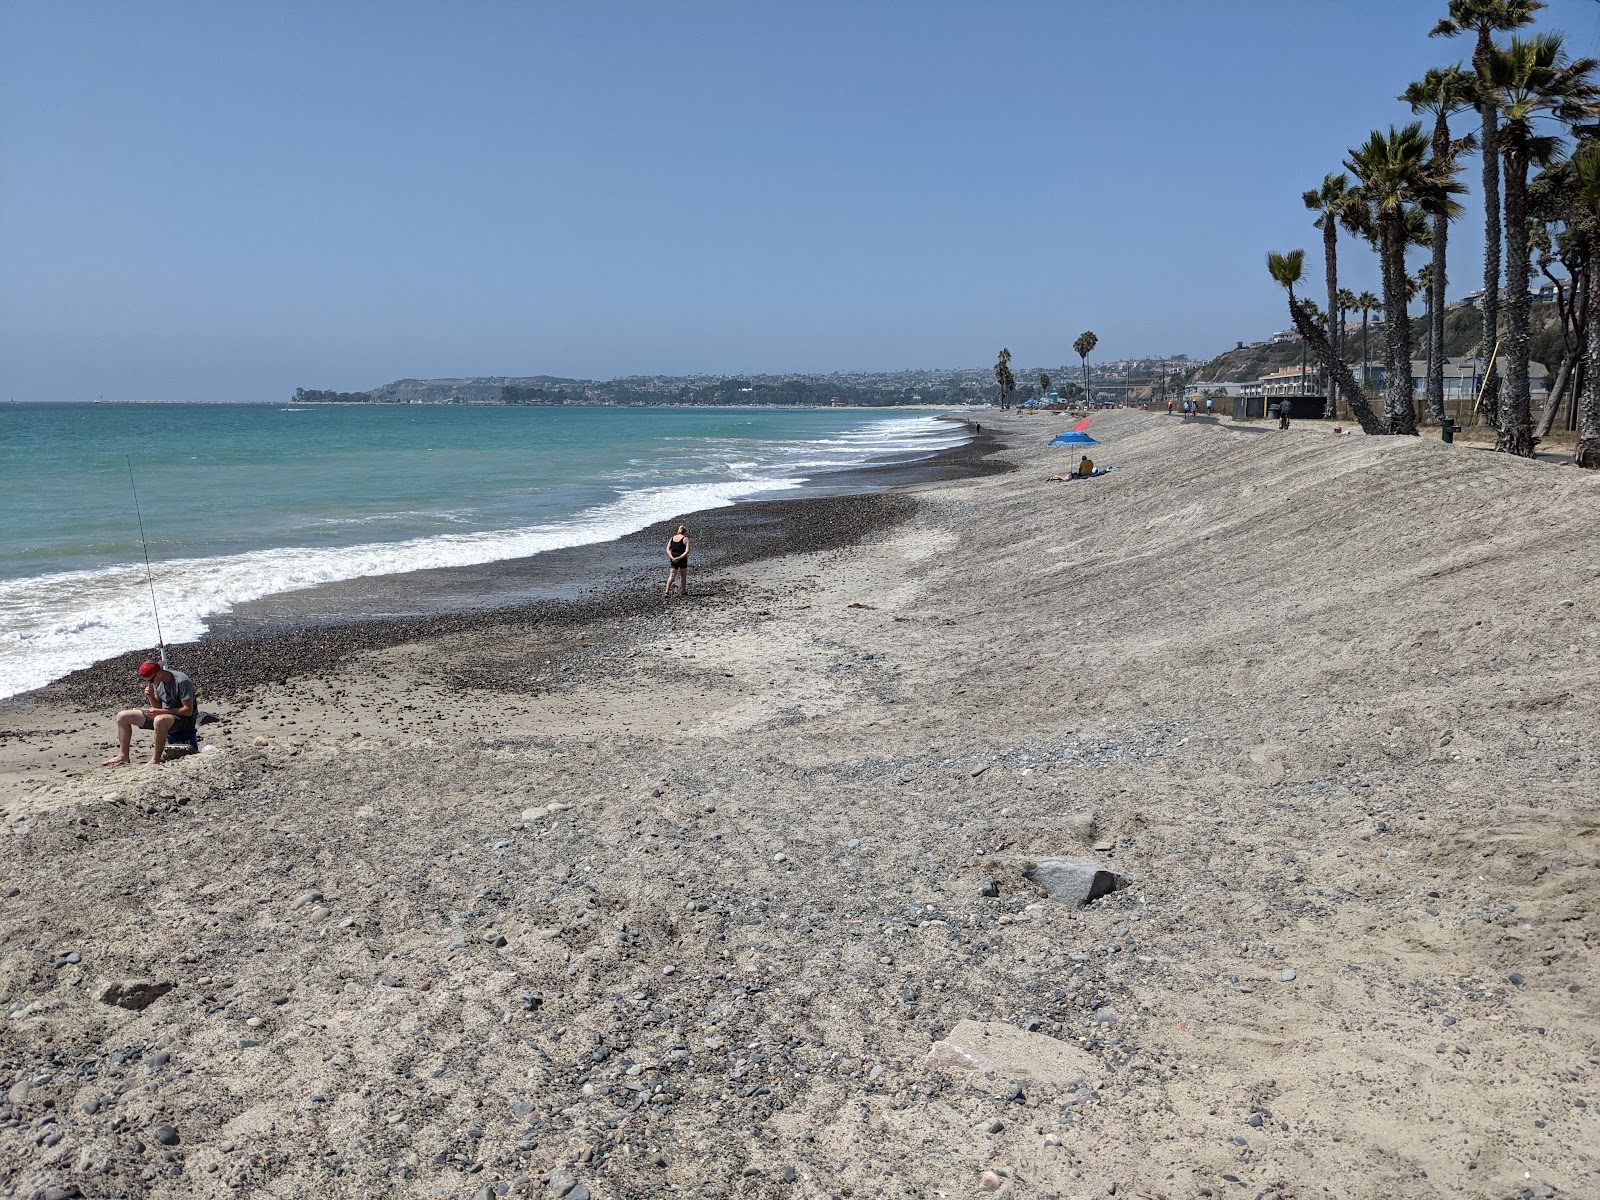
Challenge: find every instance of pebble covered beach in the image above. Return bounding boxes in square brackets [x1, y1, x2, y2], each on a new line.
[1, 410, 1596, 1200]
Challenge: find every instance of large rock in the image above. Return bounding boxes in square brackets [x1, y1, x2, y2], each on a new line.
[927, 1020, 1095, 1088]
[94, 979, 174, 1011]
[1023, 858, 1128, 906]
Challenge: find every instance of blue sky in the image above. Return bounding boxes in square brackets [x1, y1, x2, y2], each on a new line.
[5, 0, 1600, 401]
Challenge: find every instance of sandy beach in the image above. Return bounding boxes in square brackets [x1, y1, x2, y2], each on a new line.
[1, 410, 1596, 1200]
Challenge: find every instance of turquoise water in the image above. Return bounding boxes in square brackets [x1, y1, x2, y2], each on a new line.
[0, 403, 967, 696]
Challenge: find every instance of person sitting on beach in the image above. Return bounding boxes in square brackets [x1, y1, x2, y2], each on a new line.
[1078, 455, 1095, 477]
[103, 661, 197, 766]
[664, 525, 691, 598]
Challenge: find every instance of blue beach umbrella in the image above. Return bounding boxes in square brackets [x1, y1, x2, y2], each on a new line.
[1049, 430, 1100, 446]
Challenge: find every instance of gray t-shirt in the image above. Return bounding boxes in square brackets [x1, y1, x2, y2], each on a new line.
[153, 669, 197, 716]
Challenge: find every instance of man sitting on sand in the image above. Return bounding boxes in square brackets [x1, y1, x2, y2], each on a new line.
[103, 661, 198, 766]
[1078, 454, 1095, 477]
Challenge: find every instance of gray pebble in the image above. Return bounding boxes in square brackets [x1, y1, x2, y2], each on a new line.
[981, 1117, 1004, 1134]
[978, 877, 999, 898]
[1281, 969, 1297, 982]
[1248, 1114, 1263, 1128]
[149, 1051, 171, 1067]
[567, 1185, 592, 1200]
[153, 1123, 180, 1146]
[237, 1037, 260, 1049]
[81, 1097, 99, 1115]
[1508, 972, 1525, 986]
[782, 1165, 798, 1183]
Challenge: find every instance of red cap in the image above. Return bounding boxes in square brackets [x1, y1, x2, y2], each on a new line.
[137, 662, 160, 679]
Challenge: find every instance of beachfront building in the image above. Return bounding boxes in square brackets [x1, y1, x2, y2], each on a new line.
[1406, 357, 1548, 406]
[1240, 364, 1322, 401]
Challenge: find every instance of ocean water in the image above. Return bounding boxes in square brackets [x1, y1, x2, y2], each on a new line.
[0, 403, 969, 698]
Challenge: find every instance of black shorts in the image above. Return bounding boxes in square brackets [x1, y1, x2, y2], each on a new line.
[669, 558, 688, 570]
[138, 711, 196, 740]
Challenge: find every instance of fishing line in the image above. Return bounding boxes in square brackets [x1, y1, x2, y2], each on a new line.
[126, 454, 168, 667]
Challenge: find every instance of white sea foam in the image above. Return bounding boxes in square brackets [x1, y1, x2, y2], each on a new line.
[0, 412, 970, 698]
[0, 477, 795, 698]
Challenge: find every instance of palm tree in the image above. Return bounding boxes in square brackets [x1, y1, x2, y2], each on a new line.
[1346, 123, 1466, 435]
[1303, 174, 1360, 416]
[1573, 141, 1600, 466]
[1073, 332, 1098, 405]
[1432, 0, 1546, 428]
[1404, 64, 1480, 426]
[1483, 33, 1600, 455]
[1266, 250, 1388, 434]
[1356, 290, 1382, 391]
[1039, 372, 1051, 398]
[993, 348, 1015, 409]
[1337, 286, 1358, 358]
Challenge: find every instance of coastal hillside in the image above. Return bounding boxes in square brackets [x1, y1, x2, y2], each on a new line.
[1, 413, 1595, 1199]
[1192, 303, 1568, 384]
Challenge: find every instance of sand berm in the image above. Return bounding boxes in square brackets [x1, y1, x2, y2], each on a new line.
[1, 410, 1596, 1200]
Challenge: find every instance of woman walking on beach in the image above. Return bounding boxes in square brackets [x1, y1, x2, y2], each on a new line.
[664, 525, 690, 599]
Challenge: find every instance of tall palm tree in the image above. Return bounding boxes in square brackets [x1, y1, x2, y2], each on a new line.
[1337, 286, 1358, 354]
[1573, 141, 1600, 466]
[1432, 0, 1546, 428]
[993, 348, 1015, 409]
[1303, 173, 1360, 416]
[1073, 332, 1098, 405]
[1404, 64, 1480, 425]
[1356, 291, 1382, 391]
[1039, 372, 1051, 398]
[1483, 33, 1600, 455]
[1266, 250, 1388, 434]
[1346, 123, 1466, 435]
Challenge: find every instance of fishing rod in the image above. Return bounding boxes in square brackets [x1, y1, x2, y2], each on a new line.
[126, 455, 168, 669]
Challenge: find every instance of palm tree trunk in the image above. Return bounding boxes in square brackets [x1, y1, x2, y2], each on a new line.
[1381, 212, 1418, 435]
[1080, 357, 1090, 405]
[1476, 32, 1502, 430]
[1536, 347, 1577, 438]
[1288, 295, 1386, 435]
[1581, 251, 1600, 467]
[1537, 267, 1588, 439]
[1323, 220, 1339, 419]
[1427, 215, 1449, 426]
[1361, 312, 1370, 402]
[1499, 142, 1535, 456]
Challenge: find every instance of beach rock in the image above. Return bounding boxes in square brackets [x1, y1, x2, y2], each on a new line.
[1063, 811, 1099, 842]
[95, 978, 173, 1011]
[521, 801, 573, 822]
[7, 1078, 29, 1106]
[928, 1020, 1097, 1088]
[290, 890, 322, 909]
[978, 877, 999, 898]
[980, 1171, 1003, 1191]
[152, 1123, 181, 1146]
[1021, 858, 1129, 906]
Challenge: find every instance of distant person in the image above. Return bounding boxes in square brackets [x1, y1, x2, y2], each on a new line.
[1278, 402, 1291, 430]
[664, 525, 691, 598]
[1166, 398, 1174, 415]
[1205, 396, 1214, 415]
[104, 661, 197, 766]
[1078, 454, 1095, 477]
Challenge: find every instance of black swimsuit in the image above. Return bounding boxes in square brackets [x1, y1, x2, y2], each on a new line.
[669, 536, 688, 567]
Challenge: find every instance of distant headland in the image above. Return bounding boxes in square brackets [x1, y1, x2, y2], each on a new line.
[292, 371, 991, 408]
